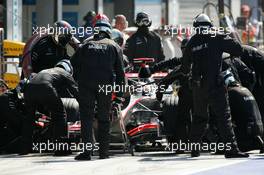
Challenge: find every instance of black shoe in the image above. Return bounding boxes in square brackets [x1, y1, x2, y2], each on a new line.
[75, 152, 91, 161]
[225, 151, 249, 158]
[99, 155, 109, 159]
[260, 148, 264, 154]
[19, 150, 29, 156]
[174, 150, 185, 154]
[191, 150, 200, 157]
[54, 150, 72, 156]
[19, 147, 31, 155]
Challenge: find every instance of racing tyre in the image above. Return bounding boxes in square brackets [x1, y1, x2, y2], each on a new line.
[162, 95, 179, 143]
[61, 98, 80, 122]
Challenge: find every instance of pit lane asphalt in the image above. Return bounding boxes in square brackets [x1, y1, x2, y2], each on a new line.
[0, 151, 263, 175]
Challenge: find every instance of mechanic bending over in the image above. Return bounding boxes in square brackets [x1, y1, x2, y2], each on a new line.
[20, 60, 78, 156]
[240, 45, 264, 124]
[71, 16, 125, 161]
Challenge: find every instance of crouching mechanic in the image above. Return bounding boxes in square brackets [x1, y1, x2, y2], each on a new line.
[71, 17, 125, 160]
[20, 60, 78, 156]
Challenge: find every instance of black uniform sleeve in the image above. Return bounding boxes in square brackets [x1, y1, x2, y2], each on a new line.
[219, 35, 243, 56]
[156, 35, 165, 63]
[114, 46, 125, 97]
[233, 58, 252, 74]
[179, 45, 192, 75]
[63, 73, 79, 99]
[152, 57, 182, 72]
[233, 58, 256, 89]
[159, 65, 183, 85]
[123, 37, 134, 64]
[241, 46, 264, 74]
[70, 47, 81, 81]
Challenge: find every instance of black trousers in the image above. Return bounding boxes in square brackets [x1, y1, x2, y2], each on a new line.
[0, 92, 23, 132]
[190, 85, 238, 150]
[176, 85, 192, 142]
[78, 83, 112, 156]
[253, 84, 264, 125]
[22, 84, 67, 149]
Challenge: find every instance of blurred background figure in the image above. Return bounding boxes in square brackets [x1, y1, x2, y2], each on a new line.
[112, 28, 124, 48]
[80, 11, 96, 42]
[112, 14, 129, 47]
[112, 14, 128, 32]
[240, 4, 258, 46]
[124, 12, 165, 67]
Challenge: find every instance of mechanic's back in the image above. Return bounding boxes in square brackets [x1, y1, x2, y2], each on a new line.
[181, 13, 249, 158]
[72, 17, 125, 161]
[29, 66, 78, 95]
[72, 38, 124, 86]
[183, 32, 243, 90]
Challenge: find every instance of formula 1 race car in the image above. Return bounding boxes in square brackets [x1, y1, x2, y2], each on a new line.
[97, 58, 176, 155]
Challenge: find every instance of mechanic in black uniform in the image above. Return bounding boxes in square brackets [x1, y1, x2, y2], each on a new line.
[240, 45, 264, 124]
[124, 12, 165, 66]
[152, 40, 257, 145]
[152, 38, 192, 144]
[72, 18, 125, 160]
[30, 20, 73, 73]
[20, 59, 78, 156]
[180, 13, 248, 158]
[222, 55, 256, 91]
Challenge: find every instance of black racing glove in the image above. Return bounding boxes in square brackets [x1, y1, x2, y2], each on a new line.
[156, 90, 163, 102]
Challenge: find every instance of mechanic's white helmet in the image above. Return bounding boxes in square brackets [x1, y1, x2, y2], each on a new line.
[193, 13, 213, 28]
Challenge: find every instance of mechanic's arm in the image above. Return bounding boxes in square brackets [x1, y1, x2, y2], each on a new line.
[64, 74, 79, 99]
[70, 47, 81, 81]
[233, 58, 252, 74]
[159, 65, 183, 85]
[123, 37, 134, 64]
[242, 47, 264, 74]
[115, 47, 126, 97]
[31, 47, 40, 73]
[179, 46, 192, 75]
[157, 36, 166, 63]
[152, 57, 182, 73]
[220, 35, 243, 56]
[233, 58, 256, 89]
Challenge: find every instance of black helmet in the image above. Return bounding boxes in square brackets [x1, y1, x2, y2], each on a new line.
[55, 59, 73, 75]
[94, 17, 112, 38]
[83, 11, 96, 21]
[135, 12, 152, 27]
[53, 20, 73, 47]
[193, 13, 213, 28]
[111, 29, 124, 47]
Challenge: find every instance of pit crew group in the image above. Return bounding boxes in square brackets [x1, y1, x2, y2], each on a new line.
[0, 11, 264, 161]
